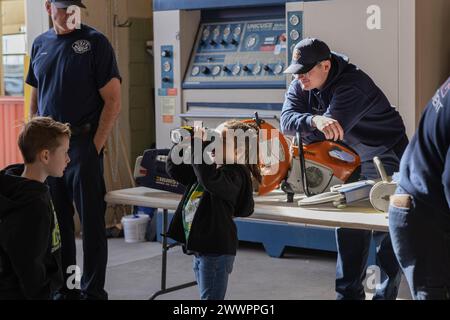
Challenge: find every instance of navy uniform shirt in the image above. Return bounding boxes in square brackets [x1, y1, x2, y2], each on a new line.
[26, 24, 121, 127]
[397, 77, 450, 213]
[281, 53, 406, 167]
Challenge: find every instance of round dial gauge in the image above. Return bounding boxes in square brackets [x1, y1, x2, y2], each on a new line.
[273, 64, 284, 75]
[213, 27, 221, 38]
[191, 66, 200, 76]
[246, 35, 258, 48]
[290, 29, 300, 41]
[202, 28, 210, 40]
[223, 26, 231, 39]
[231, 64, 241, 76]
[253, 64, 262, 75]
[212, 65, 222, 76]
[289, 14, 300, 26]
[233, 26, 242, 36]
[163, 61, 172, 72]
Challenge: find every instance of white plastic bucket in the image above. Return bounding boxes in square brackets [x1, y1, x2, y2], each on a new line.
[121, 214, 150, 243]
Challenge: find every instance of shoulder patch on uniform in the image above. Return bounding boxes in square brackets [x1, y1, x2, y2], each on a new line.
[72, 40, 91, 54]
[440, 78, 450, 98]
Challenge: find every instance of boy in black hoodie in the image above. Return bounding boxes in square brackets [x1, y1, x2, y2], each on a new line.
[166, 120, 260, 300]
[0, 117, 71, 299]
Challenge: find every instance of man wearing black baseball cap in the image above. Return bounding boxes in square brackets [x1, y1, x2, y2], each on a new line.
[283, 38, 331, 75]
[25, 0, 122, 300]
[281, 38, 409, 300]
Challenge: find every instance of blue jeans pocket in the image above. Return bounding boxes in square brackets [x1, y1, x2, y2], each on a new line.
[388, 191, 414, 229]
[389, 205, 411, 225]
[388, 201, 415, 268]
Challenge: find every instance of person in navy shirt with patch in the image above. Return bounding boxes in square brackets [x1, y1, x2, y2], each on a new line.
[389, 77, 450, 300]
[281, 38, 408, 300]
[26, 0, 121, 300]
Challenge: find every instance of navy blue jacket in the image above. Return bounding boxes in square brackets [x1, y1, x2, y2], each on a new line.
[281, 53, 406, 164]
[397, 77, 450, 213]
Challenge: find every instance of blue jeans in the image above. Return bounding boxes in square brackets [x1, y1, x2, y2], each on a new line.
[389, 186, 450, 300]
[193, 254, 235, 300]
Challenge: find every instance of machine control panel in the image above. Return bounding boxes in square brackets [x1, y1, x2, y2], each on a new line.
[287, 11, 303, 63]
[161, 45, 174, 88]
[183, 18, 289, 89]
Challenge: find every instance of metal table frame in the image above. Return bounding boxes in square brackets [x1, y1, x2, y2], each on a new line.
[149, 208, 197, 300]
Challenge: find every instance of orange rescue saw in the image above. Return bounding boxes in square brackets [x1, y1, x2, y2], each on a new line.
[244, 114, 361, 202]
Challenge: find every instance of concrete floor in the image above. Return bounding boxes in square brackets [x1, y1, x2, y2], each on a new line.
[76, 238, 412, 300]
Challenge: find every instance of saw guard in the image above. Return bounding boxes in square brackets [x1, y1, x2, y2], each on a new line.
[292, 141, 361, 183]
[242, 120, 291, 195]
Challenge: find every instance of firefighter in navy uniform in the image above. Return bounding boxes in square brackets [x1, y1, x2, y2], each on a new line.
[26, 0, 121, 300]
[389, 77, 450, 300]
[281, 38, 408, 300]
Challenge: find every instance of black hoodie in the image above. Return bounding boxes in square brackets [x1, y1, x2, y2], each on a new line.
[281, 53, 407, 163]
[165, 141, 255, 255]
[0, 164, 63, 299]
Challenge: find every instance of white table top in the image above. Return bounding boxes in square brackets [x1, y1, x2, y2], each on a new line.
[105, 187, 389, 232]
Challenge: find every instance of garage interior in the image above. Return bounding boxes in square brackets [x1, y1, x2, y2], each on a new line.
[0, 0, 449, 301]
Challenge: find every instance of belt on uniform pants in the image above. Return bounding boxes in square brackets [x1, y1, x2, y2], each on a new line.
[70, 123, 92, 136]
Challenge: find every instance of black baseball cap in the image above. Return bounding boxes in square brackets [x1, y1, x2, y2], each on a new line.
[283, 38, 331, 74]
[50, 0, 86, 9]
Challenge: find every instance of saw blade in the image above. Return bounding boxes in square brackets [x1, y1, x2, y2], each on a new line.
[370, 181, 398, 213]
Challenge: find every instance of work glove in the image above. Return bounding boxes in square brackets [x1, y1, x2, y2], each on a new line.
[311, 115, 344, 141]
